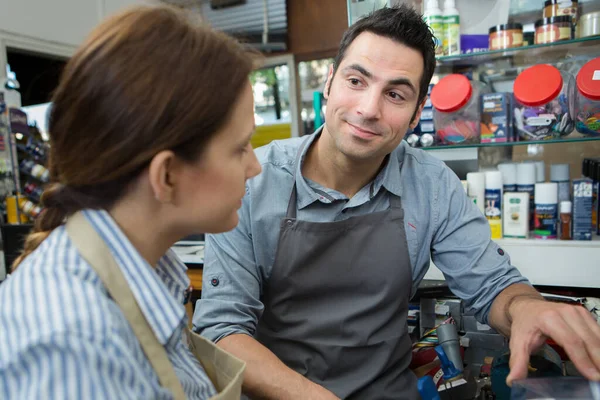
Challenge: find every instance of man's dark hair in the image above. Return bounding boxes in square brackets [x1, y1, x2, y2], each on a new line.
[332, 5, 436, 117]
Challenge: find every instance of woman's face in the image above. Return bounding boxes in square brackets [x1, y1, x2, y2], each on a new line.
[175, 80, 261, 234]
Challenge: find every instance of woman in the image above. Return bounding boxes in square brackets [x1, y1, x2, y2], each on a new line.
[0, 5, 261, 399]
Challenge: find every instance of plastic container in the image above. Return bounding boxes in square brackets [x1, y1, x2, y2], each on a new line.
[559, 200, 572, 240]
[513, 64, 575, 141]
[575, 57, 600, 136]
[550, 163, 571, 202]
[543, 0, 579, 27]
[511, 377, 599, 400]
[485, 171, 503, 239]
[534, 182, 558, 239]
[489, 23, 523, 50]
[431, 74, 486, 145]
[578, 11, 600, 39]
[535, 16, 573, 44]
[424, 0, 445, 56]
[497, 163, 517, 192]
[517, 163, 537, 230]
[442, 0, 460, 56]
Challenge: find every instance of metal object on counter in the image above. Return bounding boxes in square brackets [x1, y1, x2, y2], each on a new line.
[578, 11, 600, 38]
[437, 323, 464, 373]
[420, 133, 435, 147]
[406, 133, 420, 147]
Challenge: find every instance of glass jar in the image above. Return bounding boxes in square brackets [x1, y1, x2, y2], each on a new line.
[430, 74, 486, 145]
[544, 0, 578, 27]
[575, 57, 600, 136]
[489, 23, 523, 50]
[513, 64, 575, 141]
[535, 16, 573, 44]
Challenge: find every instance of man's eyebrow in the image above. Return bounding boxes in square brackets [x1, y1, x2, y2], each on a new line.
[343, 63, 416, 94]
[343, 63, 372, 78]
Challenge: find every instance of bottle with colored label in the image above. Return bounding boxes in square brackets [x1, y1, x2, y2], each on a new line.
[516, 163, 536, 230]
[485, 171, 503, 239]
[424, 0, 445, 56]
[467, 172, 485, 215]
[550, 163, 570, 203]
[442, 0, 460, 56]
[534, 183, 558, 239]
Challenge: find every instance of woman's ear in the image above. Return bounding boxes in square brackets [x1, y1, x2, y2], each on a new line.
[148, 150, 178, 204]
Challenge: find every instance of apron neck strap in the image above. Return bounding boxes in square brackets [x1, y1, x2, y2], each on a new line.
[65, 212, 186, 400]
[286, 136, 403, 219]
[286, 136, 313, 219]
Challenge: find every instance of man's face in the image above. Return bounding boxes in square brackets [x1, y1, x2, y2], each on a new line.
[323, 32, 425, 161]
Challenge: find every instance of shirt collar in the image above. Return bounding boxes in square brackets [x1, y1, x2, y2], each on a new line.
[81, 209, 188, 345]
[295, 127, 404, 209]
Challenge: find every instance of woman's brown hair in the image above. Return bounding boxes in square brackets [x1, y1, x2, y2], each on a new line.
[13, 5, 255, 269]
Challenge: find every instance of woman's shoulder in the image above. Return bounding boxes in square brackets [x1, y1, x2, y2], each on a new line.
[0, 226, 122, 364]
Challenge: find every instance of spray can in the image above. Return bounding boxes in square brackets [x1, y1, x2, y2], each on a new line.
[534, 183, 558, 239]
[550, 163, 570, 203]
[497, 163, 517, 192]
[517, 163, 536, 230]
[485, 171, 503, 239]
[534, 161, 545, 183]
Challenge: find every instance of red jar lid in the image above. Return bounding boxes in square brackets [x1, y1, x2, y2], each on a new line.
[577, 57, 600, 101]
[514, 64, 563, 107]
[430, 74, 472, 112]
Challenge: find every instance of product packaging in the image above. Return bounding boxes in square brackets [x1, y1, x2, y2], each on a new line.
[481, 93, 512, 143]
[573, 178, 593, 240]
[534, 182, 558, 239]
[503, 192, 530, 238]
[485, 171, 503, 239]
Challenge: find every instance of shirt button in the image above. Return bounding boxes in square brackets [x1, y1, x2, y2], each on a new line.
[286, 219, 294, 226]
[341, 209, 347, 214]
[211, 278, 220, 287]
[497, 248, 505, 256]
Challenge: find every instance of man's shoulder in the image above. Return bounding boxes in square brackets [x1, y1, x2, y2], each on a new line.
[254, 135, 305, 167]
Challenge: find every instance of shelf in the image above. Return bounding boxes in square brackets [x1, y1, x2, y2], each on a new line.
[421, 135, 600, 152]
[425, 236, 600, 288]
[436, 36, 600, 66]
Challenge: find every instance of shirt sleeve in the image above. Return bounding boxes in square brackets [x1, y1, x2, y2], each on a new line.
[0, 333, 157, 400]
[430, 165, 530, 325]
[193, 186, 265, 342]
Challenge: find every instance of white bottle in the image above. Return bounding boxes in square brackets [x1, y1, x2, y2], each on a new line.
[424, 0, 445, 56]
[534, 161, 545, 183]
[497, 163, 517, 192]
[442, 0, 460, 56]
[516, 163, 536, 230]
[550, 163, 570, 203]
[485, 171, 503, 239]
[466, 172, 485, 215]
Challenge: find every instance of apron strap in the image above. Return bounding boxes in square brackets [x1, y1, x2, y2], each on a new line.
[286, 136, 314, 219]
[65, 212, 186, 400]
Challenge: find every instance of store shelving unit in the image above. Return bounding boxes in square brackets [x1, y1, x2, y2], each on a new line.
[425, 237, 600, 288]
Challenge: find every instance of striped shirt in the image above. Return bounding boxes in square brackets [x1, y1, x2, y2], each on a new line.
[0, 209, 218, 399]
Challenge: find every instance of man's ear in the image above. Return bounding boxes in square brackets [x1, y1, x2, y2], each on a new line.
[148, 150, 177, 204]
[409, 98, 427, 130]
[323, 64, 334, 100]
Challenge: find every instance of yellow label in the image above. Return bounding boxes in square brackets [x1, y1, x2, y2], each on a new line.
[489, 220, 503, 239]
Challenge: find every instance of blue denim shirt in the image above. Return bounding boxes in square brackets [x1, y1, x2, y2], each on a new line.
[193, 131, 528, 342]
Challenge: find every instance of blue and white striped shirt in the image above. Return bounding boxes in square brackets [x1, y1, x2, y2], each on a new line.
[0, 209, 218, 399]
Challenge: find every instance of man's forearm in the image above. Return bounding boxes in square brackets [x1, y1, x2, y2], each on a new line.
[216, 333, 338, 400]
[488, 283, 544, 337]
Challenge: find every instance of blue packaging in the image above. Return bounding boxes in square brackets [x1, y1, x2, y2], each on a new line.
[481, 93, 512, 143]
[460, 34, 489, 54]
[534, 204, 558, 239]
[573, 179, 593, 240]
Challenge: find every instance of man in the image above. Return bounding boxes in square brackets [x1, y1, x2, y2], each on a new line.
[194, 5, 600, 399]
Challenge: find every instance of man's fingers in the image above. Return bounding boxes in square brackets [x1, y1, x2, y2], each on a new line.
[539, 307, 600, 381]
[507, 337, 530, 386]
[565, 306, 600, 379]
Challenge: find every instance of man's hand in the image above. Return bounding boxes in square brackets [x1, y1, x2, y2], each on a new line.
[506, 297, 600, 385]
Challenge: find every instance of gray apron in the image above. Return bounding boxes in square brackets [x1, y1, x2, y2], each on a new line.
[255, 138, 418, 399]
